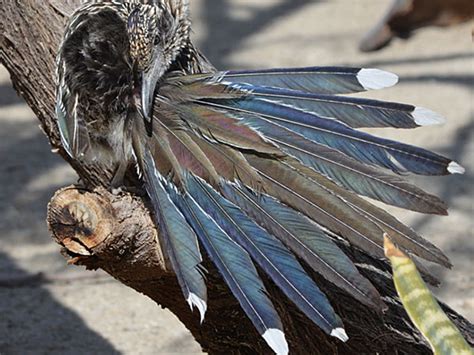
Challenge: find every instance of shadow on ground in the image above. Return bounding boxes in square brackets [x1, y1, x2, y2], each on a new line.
[200, 0, 315, 68]
[0, 253, 120, 354]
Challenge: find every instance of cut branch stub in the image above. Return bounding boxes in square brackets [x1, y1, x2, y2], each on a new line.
[49, 187, 114, 256]
[47, 186, 168, 274]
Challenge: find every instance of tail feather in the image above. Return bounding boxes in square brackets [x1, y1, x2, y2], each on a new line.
[221, 183, 385, 311]
[185, 174, 345, 339]
[231, 108, 448, 215]
[219, 67, 398, 94]
[180, 103, 282, 156]
[245, 155, 386, 258]
[202, 98, 456, 176]
[287, 160, 451, 268]
[142, 151, 207, 320]
[166, 128, 220, 184]
[169, 186, 289, 355]
[231, 84, 444, 128]
[190, 137, 264, 190]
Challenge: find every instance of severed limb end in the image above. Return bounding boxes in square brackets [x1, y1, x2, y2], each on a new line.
[47, 185, 168, 272]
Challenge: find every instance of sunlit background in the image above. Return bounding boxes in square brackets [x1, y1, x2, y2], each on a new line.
[0, 0, 472, 353]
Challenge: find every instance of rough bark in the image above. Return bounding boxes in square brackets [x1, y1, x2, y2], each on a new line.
[1, 1, 473, 354]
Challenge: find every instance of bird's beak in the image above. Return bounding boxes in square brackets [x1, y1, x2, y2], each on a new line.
[141, 72, 155, 123]
[139, 56, 164, 124]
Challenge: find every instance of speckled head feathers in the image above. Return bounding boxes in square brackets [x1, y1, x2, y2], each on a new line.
[121, 0, 191, 71]
[127, 4, 161, 70]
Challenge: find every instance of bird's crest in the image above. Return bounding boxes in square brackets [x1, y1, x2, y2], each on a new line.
[122, 0, 190, 70]
[127, 4, 161, 70]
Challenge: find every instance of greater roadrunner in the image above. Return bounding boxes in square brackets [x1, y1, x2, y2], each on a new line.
[56, 1, 464, 353]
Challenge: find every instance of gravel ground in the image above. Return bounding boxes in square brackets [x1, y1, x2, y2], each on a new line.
[0, 1, 472, 354]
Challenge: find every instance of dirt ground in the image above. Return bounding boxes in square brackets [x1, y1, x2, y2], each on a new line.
[0, 1, 472, 354]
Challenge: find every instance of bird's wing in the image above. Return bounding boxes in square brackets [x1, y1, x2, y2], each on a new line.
[55, 69, 92, 160]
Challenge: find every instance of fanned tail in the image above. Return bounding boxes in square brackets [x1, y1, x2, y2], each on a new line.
[134, 64, 464, 349]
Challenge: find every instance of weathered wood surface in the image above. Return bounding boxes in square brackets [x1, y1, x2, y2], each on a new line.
[1, 1, 473, 353]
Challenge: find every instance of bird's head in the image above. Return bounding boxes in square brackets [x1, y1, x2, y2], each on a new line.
[125, 0, 191, 122]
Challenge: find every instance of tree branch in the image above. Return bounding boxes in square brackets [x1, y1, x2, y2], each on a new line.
[1, 1, 472, 354]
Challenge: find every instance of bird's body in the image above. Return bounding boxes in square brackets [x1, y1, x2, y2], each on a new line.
[56, 1, 464, 354]
[56, 0, 211, 176]
[57, 1, 131, 165]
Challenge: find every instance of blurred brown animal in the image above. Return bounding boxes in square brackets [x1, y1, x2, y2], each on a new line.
[360, 0, 474, 52]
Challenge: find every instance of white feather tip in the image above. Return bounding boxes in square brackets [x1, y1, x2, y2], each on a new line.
[331, 328, 349, 342]
[262, 329, 289, 355]
[357, 68, 398, 90]
[187, 293, 207, 324]
[448, 161, 465, 175]
[413, 107, 446, 126]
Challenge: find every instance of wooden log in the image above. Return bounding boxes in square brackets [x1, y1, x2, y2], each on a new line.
[1, 1, 473, 353]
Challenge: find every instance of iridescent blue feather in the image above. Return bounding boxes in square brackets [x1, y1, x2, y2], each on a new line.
[167, 184, 289, 355]
[184, 174, 346, 339]
[142, 151, 207, 320]
[220, 183, 384, 311]
[230, 84, 444, 128]
[203, 97, 454, 175]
